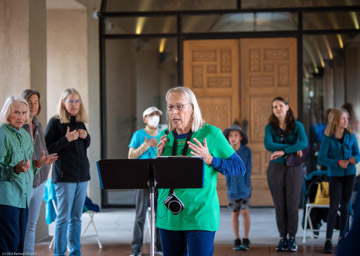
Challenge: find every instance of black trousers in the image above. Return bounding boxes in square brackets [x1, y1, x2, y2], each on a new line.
[0, 204, 28, 254]
[326, 175, 355, 239]
[267, 162, 303, 238]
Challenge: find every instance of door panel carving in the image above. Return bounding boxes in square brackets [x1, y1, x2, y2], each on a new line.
[184, 38, 297, 206]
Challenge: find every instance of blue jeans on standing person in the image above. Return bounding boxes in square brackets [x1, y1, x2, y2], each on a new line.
[159, 228, 215, 256]
[54, 182, 88, 256]
[23, 182, 46, 253]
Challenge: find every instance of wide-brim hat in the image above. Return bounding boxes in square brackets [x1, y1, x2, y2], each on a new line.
[223, 124, 248, 145]
[143, 106, 163, 118]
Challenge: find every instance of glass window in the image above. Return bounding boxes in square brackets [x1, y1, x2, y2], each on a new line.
[104, 38, 178, 205]
[182, 12, 298, 33]
[303, 33, 360, 172]
[303, 12, 360, 30]
[104, 16, 177, 35]
[105, 0, 236, 12]
[242, 0, 358, 9]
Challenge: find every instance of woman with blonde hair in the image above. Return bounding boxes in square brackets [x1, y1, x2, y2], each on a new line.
[318, 108, 360, 254]
[45, 88, 90, 256]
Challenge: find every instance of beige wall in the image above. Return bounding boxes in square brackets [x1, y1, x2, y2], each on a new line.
[0, 0, 49, 241]
[77, 0, 102, 206]
[0, 0, 31, 105]
[46, 9, 88, 120]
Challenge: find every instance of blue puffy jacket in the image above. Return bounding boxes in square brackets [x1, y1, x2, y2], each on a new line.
[318, 131, 360, 177]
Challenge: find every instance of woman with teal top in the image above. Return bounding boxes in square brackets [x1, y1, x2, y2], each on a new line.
[0, 96, 57, 254]
[156, 87, 245, 256]
[318, 108, 360, 254]
[264, 96, 308, 252]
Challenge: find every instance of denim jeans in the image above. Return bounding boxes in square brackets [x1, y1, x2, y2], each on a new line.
[23, 182, 46, 253]
[159, 229, 215, 256]
[54, 182, 88, 256]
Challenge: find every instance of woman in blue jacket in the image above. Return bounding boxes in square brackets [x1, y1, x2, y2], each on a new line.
[264, 97, 308, 252]
[318, 108, 360, 254]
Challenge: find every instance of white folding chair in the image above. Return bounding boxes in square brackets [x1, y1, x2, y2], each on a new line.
[302, 203, 330, 243]
[81, 210, 103, 248]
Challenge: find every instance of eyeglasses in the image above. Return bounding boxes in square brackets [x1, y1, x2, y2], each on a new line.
[167, 103, 191, 112]
[64, 99, 81, 104]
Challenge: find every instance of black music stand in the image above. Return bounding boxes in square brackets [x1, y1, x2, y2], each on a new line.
[97, 157, 204, 256]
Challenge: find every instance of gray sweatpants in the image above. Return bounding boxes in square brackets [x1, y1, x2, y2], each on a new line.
[131, 189, 161, 252]
[267, 162, 304, 238]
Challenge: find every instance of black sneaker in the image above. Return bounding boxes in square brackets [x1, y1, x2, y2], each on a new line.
[233, 238, 241, 251]
[287, 236, 298, 252]
[276, 237, 288, 251]
[324, 240, 333, 254]
[240, 238, 250, 251]
[130, 251, 142, 256]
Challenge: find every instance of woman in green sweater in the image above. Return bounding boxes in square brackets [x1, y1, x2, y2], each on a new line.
[0, 96, 57, 254]
[264, 96, 308, 252]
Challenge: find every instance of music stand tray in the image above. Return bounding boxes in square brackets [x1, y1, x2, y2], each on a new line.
[97, 156, 204, 256]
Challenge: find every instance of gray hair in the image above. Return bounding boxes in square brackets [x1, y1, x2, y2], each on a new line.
[166, 86, 205, 132]
[0, 95, 29, 125]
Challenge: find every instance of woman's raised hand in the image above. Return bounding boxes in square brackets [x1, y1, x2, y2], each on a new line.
[157, 134, 168, 156]
[65, 126, 79, 142]
[39, 150, 58, 166]
[188, 138, 213, 165]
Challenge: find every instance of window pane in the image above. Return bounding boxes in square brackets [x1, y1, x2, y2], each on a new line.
[303, 12, 360, 30]
[104, 16, 177, 35]
[302, 33, 360, 172]
[182, 13, 298, 33]
[242, 0, 358, 9]
[104, 38, 178, 205]
[105, 0, 236, 12]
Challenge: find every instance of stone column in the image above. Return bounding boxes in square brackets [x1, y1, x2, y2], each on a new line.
[0, 0, 48, 242]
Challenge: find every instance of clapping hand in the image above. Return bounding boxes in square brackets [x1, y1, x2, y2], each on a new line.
[39, 150, 58, 166]
[188, 138, 213, 165]
[157, 134, 168, 156]
[349, 157, 356, 165]
[338, 160, 349, 169]
[65, 127, 79, 142]
[145, 137, 157, 147]
[14, 159, 30, 174]
[78, 129, 87, 139]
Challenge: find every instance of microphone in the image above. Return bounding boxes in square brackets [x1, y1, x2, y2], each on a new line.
[165, 129, 169, 135]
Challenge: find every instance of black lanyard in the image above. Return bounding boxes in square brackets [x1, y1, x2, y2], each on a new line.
[169, 130, 192, 195]
[172, 130, 193, 156]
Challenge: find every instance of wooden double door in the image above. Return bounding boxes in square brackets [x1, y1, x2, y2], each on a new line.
[183, 38, 298, 206]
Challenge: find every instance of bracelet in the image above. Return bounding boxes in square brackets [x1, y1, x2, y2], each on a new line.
[338, 160, 341, 166]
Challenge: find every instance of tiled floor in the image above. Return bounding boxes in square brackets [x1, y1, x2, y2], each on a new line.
[35, 207, 336, 255]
